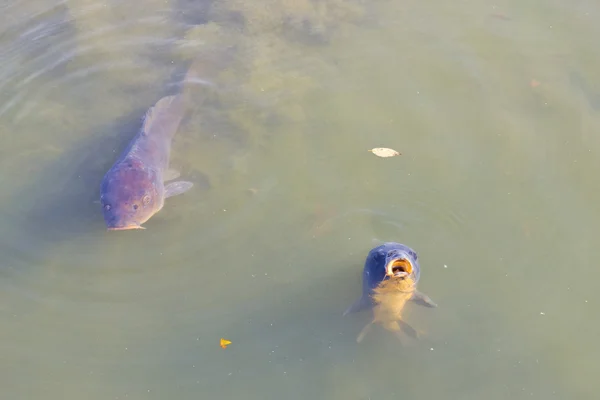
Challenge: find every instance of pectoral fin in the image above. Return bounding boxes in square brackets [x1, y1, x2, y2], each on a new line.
[165, 181, 193, 198]
[163, 168, 181, 182]
[410, 290, 437, 308]
[343, 295, 373, 316]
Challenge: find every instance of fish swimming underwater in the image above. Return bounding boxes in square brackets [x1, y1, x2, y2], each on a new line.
[99, 55, 223, 231]
[344, 242, 437, 343]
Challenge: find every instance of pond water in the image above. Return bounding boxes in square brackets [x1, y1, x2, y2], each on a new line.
[1, 0, 599, 399]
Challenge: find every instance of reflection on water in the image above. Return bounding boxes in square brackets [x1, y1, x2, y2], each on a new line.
[1, 0, 600, 399]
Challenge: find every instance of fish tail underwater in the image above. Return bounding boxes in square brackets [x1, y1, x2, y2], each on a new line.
[179, 47, 237, 102]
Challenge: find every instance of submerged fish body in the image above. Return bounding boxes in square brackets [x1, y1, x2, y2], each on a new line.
[344, 242, 437, 343]
[100, 94, 193, 230]
[99, 52, 233, 230]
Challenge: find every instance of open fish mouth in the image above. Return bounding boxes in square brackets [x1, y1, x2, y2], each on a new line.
[107, 224, 146, 231]
[385, 258, 413, 278]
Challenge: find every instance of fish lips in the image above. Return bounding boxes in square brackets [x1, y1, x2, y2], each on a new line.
[106, 223, 146, 231]
[102, 209, 147, 231]
[384, 253, 415, 279]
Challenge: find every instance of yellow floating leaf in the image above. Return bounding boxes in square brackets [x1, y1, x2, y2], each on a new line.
[369, 147, 401, 158]
[220, 338, 232, 349]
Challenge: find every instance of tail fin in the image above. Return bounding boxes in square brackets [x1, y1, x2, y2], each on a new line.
[181, 47, 236, 95]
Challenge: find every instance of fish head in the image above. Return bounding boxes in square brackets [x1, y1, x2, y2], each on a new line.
[384, 246, 420, 282]
[100, 163, 162, 231]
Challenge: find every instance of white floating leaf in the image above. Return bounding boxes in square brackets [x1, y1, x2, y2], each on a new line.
[368, 147, 400, 158]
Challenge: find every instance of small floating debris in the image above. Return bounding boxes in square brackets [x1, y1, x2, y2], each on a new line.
[220, 338, 232, 349]
[368, 148, 401, 158]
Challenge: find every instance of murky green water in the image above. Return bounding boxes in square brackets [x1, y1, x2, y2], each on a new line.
[1, 0, 600, 398]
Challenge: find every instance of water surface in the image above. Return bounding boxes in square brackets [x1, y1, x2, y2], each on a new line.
[1, 0, 600, 399]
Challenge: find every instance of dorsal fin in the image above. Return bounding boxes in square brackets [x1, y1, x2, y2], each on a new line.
[141, 95, 184, 137]
[142, 95, 176, 130]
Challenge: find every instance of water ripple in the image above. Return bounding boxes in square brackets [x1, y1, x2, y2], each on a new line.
[0, 4, 181, 122]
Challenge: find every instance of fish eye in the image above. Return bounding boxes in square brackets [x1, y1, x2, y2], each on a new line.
[104, 204, 111, 211]
[142, 195, 151, 205]
[133, 204, 139, 210]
